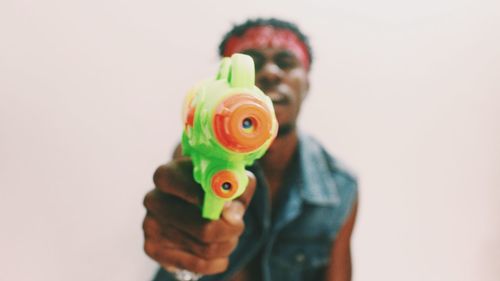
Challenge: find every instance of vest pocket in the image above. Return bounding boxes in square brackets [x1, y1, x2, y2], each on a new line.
[269, 238, 331, 281]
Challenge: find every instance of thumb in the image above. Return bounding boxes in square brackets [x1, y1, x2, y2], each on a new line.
[221, 200, 245, 225]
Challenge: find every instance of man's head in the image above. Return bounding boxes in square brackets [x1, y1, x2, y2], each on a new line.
[219, 18, 313, 137]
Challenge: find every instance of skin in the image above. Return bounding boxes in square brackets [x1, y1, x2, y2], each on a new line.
[143, 159, 256, 274]
[143, 34, 358, 281]
[241, 47, 309, 199]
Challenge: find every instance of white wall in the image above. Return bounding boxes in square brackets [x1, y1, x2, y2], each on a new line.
[1, 0, 499, 280]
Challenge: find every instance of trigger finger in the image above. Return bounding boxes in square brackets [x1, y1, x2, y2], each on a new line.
[234, 171, 256, 209]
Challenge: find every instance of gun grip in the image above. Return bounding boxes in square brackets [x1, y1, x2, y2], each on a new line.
[202, 193, 225, 220]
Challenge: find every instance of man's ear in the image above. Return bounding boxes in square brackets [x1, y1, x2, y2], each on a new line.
[302, 76, 310, 100]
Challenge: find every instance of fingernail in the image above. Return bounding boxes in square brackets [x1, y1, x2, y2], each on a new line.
[222, 201, 244, 224]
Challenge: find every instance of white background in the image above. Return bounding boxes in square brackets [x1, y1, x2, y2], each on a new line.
[1, 0, 499, 280]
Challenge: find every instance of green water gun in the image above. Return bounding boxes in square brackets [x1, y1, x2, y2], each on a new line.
[181, 54, 278, 220]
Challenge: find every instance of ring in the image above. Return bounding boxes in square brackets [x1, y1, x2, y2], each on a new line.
[171, 269, 202, 281]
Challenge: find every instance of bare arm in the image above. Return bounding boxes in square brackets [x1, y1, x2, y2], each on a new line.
[325, 198, 358, 281]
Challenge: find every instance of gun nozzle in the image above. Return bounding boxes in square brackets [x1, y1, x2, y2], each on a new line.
[211, 170, 239, 199]
[213, 94, 276, 153]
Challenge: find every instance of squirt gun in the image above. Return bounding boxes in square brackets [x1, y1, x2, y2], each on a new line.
[181, 54, 278, 220]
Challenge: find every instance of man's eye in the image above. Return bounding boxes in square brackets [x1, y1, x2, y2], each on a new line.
[241, 50, 265, 72]
[252, 56, 264, 72]
[275, 56, 297, 70]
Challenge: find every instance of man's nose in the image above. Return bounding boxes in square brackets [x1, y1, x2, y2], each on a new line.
[256, 62, 283, 90]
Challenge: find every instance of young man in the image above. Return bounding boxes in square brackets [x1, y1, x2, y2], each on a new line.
[143, 18, 358, 281]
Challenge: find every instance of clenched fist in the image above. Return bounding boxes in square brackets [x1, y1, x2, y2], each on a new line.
[142, 157, 256, 275]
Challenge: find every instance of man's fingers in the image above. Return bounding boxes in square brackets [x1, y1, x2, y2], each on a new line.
[236, 171, 257, 209]
[145, 162, 258, 276]
[144, 192, 244, 243]
[153, 159, 257, 211]
[221, 171, 256, 225]
[158, 227, 239, 259]
[143, 212, 161, 242]
[144, 239, 228, 274]
[145, 213, 239, 260]
[187, 238, 238, 260]
[153, 159, 203, 206]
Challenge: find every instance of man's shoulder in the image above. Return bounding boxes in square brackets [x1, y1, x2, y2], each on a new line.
[297, 133, 358, 230]
[298, 133, 358, 198]
[299, 133, 357, 179]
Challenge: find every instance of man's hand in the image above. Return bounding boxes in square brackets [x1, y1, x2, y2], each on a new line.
[142, 157, 256, 275]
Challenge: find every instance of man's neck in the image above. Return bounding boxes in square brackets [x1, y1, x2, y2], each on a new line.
[259, 129, 299, 201]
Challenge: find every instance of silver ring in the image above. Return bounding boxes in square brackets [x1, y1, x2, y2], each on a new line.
[172, 269, 202, 281]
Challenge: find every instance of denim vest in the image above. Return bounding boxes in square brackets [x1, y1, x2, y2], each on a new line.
[153, 133, 358, 281]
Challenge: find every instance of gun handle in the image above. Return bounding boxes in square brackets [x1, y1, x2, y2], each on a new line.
[202, 193, 225, 220]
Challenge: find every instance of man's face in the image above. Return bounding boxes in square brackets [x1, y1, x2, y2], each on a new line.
[241, 48, 310, 135]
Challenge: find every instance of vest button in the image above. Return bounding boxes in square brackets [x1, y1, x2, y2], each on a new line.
[295, 253, 306, 263]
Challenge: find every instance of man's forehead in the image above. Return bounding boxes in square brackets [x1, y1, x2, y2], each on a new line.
[222, 25, 310, 70]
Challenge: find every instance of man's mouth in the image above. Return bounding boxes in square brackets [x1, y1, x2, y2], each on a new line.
[267, 91, 289, 105]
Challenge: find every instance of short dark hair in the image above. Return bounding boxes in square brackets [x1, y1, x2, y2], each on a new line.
[218, 18, 313, 67]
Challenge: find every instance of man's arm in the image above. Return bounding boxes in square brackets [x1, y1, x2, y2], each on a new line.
[325, 198, 358, 281]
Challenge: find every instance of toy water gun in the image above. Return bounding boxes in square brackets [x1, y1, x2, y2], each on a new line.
[181, 54, 278, 220]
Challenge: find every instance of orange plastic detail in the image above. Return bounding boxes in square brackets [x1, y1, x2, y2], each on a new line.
[211, 170, 239, 199]
[185, 105, 195, 127]
[182, 93, 195, 128]
[213, 94, 274, 153]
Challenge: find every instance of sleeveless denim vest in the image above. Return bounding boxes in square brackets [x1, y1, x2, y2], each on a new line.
[153, 133, 358, 281]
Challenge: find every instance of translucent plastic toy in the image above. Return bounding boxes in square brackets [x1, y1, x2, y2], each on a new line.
[181, 54, 278, 220]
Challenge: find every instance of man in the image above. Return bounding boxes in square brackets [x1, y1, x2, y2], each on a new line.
[143, 18, 358, 281]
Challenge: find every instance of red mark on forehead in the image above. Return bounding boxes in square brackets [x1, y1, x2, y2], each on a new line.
[223, 26, 310, 70]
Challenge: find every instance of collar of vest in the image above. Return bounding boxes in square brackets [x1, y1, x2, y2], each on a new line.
[297, 132, 341, 206]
